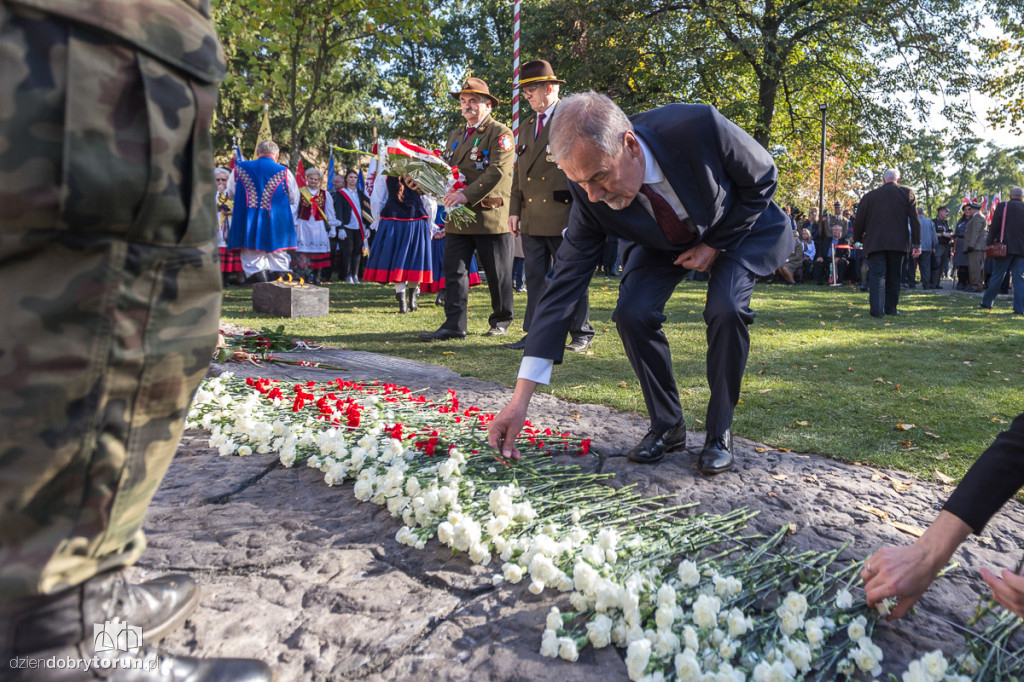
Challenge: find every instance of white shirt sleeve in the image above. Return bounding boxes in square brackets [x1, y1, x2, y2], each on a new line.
[422, 193, 438, 226]
[286, 170, 300, 216]
[324, 191, 340, 230]
[370, 177, 388, 228]
[518, 356, 553, 385]
[226, 171, 236, 199]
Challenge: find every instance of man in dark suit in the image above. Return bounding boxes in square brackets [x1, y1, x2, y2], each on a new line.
[486, 92, 792, 475]
[851, 168, 921, 317]
[504, 60, 595, 353]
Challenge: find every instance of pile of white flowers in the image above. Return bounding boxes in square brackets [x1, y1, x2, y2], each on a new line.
[188, 374, 1024, 680]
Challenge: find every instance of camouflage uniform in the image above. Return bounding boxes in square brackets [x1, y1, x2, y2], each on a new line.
[0, 0, 225, 599]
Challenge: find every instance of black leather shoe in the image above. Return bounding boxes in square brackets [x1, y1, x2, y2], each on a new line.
[699, 431, 734, 475]
[626, 420, 687, 464]
[434, 291, 445, 306]
[484, 326, 509, 336]
[566, 337, 593, 352]
[418, 327, 467, 341]
[502, 336, 527, 351]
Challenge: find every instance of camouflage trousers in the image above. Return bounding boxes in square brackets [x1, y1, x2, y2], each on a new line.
[0, 3, 221, 599]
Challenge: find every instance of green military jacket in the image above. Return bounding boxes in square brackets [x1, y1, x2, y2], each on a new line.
[509, 106, 573, 237]
[964, 213, 988, 252]
[11, 0, 224, 84]
[442, 114, 514, 235]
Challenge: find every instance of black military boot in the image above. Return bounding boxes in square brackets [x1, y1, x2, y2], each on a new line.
[0, 570, 274, 681]
[396, 292, 408, 314]
[407, 287, 419, 311]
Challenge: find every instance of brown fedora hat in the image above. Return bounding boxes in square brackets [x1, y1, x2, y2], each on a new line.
[519, 59, 565, 87]
[450, 77, 500, 107]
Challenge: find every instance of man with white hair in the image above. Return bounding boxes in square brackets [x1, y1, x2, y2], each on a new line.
[980, 185, 1023, 312]
[487, 92, 793, 476]
[852, 168, 921, 317]
[227, 139, 300, 283]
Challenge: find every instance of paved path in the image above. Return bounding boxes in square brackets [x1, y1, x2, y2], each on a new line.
[139, 347, 1023, 680]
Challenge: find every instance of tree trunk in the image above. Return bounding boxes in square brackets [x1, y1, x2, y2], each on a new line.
[754, 75, 778, 149]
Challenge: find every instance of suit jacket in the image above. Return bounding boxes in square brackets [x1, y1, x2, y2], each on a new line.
[524, 103, 792, 364]
[964, 213, 988, 252]
[510, 106, 572, 237]
[851, 182, 920, 256]
[441, 114, 514, 235]
[987, 199, 1024, 256]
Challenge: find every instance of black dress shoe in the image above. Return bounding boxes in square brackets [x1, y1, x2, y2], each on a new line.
[699, 431, 734, 475]
[435, 291, 445, 306]
[484, 326, 509, 336]
[565, 337, 593, 352]
[502, 336, 528, 351]
[626, 420, 687, 464]
[418, 327, 467, 341]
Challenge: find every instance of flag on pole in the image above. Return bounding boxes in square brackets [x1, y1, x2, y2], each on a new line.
[296, 157, 307, 188]
[988, 192, 1001, 224]
[327, 149, 336, 189]
[980, 194, 988, 214]
[357, 169, 366, 194]
[253, 104, 272, 157]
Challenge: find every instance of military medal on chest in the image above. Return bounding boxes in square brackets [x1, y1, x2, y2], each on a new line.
[545, 144, 554, 163]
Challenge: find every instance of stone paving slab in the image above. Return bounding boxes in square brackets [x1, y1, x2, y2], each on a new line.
[135, 347, 1024, 680]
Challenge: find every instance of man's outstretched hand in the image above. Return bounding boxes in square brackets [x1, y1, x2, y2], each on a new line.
[486, 378, 539, 461]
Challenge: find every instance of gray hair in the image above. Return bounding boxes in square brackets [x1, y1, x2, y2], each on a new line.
[883, 168, 900, 183]
[256, 140, 279, 158]
[305, 167, 322, 178]
[549, 91, 633, 162]
[214, 167, 230, 179]
[1011, 186, 1023, 199]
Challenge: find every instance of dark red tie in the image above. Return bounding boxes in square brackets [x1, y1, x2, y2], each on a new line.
[639, 184, 695, 245]
[535, 113, 546, 139]
[463, 126, 476, 143]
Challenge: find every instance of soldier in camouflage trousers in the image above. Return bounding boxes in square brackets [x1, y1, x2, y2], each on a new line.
[0, 1, 272, 679]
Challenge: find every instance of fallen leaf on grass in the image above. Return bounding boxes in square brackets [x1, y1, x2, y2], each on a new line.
[618, 382, 628, 388]
[934, 452, 951, 460]
[441, 351, 454, 355]
[796, 420, 810, 426]
[855, 505, 889, 519]
[873, 377, 885, 383]
[992, 417, 1008, 424]
[887, 521, 924, 537]
[934, 470, 955, 485]
[925, 432, 941, 439]
[896, 423, 915, 431]
[758, 389, 772, 393]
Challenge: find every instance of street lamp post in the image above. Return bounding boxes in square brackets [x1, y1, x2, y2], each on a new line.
[818, 103, 827, 226]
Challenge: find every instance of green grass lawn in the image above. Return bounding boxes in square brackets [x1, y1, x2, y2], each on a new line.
[220, 279, 1023, 483]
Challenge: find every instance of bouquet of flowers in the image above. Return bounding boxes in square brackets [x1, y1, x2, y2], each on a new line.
[334, 139, 474, 231]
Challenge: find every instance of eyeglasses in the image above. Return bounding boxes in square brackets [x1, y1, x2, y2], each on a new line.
[523, 83, 546, 94]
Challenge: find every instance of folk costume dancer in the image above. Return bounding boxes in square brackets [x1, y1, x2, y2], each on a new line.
[293, 167, 338, 284]
[419, 77, 516, 340]
[505, 60, 595, 354]
[227, 139, 299, 283]
[364, 175, 437, 313]
[488, 93, 793, 476]
[333, 169, 369, 284]
[215, 167, 244, 286]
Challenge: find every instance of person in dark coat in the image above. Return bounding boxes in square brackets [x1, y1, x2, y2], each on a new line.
[862, 411, 1024, 620]
[980, 186, 1024, 314]
[487, 92, 792, 476]
[851, 168, 921, 317]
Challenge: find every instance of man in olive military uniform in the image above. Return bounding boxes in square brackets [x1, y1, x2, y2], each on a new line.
[963, 200, 988, 292]
[419, 78, 515, 340]
[0, 1, 271, 679]
[503, 60, 595, 353]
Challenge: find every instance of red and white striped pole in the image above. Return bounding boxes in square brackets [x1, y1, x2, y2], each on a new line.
[512, 0, 521, 145]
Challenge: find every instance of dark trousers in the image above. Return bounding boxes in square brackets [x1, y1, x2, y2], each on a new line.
[813, 257, 850, 284]
[917, 250, 934, 288]
[868, 251, 905, 316]
[903, 254, 918, 286]
[933, 243, 951, 287]
[603, 235, 620, 275]
[337, 230, 362, 281]
[443, 232, 514, 332]
[613, 249, 755, 437]
[512, 257, 525, 289]
[521, 234, 594, 342]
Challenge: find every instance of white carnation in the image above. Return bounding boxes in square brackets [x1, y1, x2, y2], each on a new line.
[501, 562, 524, 583]
[846, 615, 867, 642]
[557, 636, 579, 662]
[674, 649, 702, 682]
[921, 650, 947, 679]
[834, 589, 853, 609]
[692, 593, 722, 629]
[586, 613, 613, 648]
[625, 638, 652, 681]
[546, 607, 563, 631]
[539, 629, 559, 658]
[677, 560, 701, 587]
